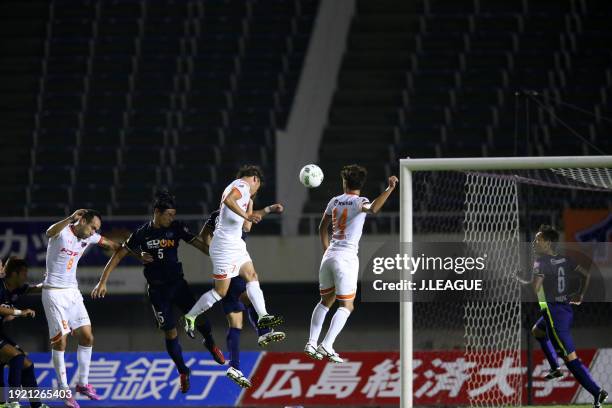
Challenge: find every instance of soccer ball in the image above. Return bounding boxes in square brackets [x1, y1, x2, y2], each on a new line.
[299, 164, 324, 188]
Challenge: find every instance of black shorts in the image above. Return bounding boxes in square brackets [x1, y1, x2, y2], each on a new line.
[147, 278, 197, 331]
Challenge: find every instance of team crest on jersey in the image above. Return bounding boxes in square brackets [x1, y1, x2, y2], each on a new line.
[81, 242, 87, 247]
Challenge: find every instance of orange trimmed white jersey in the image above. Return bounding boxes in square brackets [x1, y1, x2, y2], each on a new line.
[44, 225, 101, 289]
[324, 193, 370, 255]
[214, 179, 251, 242]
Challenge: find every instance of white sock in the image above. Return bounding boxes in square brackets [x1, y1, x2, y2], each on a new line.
[245, 281, 268, 318]
[321, 307, 351, 351]
[308, 302, 330, 345]
[187, 289, 221, 317]
[52, 349, 69, 389]
[77, 345, 93, 385]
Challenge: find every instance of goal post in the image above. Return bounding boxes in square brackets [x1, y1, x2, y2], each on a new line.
[399, 155, 612, 408]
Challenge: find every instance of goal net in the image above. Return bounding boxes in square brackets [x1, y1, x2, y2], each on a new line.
[400, 156, 612, 408]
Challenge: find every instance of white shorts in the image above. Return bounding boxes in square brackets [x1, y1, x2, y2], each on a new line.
[42, 287, 91, 343]
[209, 236, 252, 280]
[319, 251, 359, 299]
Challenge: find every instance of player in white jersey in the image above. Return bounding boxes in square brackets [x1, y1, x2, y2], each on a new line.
[305, 165, 398, 363]
[43, 209, 120, 408]
[183, 165, 285, 336]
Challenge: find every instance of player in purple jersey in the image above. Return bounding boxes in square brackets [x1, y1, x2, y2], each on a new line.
[528, 225, 607, 408]
[0, 257, 50, 408]
[91, 191, 224, 394]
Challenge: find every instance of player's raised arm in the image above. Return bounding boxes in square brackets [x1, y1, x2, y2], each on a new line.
[92, 246, 131, 299]
[46, 209, 86, 238]
[224, 188, 261, 223]
[97, 236, 121, 252]
[319, 213, 332, 252]
[362, 176, 398, 214]
[251, 203, 284, 223]
[243, 199, 254, 233]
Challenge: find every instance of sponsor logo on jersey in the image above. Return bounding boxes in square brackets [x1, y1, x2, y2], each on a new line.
[60, 248, 80, 257]
[146, 239, 176, 249]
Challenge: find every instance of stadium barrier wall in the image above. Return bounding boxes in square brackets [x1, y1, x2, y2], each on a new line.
[20, 349, 611, 406]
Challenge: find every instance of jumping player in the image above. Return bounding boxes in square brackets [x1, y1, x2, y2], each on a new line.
[529, 225, 607, 408]
[183, 165, 283, 336]
[305, 165, 398, 363]
[43, 209, 120, 408]
[91, 191, 224, 394]
[0, 257, 49, 408]
[200, 200, 285, 388]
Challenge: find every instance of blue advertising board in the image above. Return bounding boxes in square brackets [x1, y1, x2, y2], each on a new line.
[23, 351, 261, 406]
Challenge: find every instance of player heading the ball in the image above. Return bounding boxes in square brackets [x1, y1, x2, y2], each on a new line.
[183, 165, 285, 337]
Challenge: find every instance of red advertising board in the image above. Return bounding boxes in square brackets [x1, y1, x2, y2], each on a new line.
[241, 349, 597, 406]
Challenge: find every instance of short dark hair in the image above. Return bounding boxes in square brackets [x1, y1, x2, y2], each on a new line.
[236, 165, 264, 183]
[153, 190, 176, 211]
[341, 164, 368, 190]
[82, 209, 102, 224]
[538, 224, 560, 244]
[4, 257, 27, 277]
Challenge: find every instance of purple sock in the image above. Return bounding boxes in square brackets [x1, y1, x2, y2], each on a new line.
[21, 364, 42, 408]
[0, 364, 5, 403]
[227, 328, 241, 370]
[196, 317, 215, 346]
[165, 337, 189, 374]
[8, 354, 25, 387]
[247, 305, 269, 337]
[8, 355, 24, 403]
[536, 336, 559, 370]
[567, 359, 601, 397]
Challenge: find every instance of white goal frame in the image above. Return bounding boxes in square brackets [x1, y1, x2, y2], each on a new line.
[399, 155, 612, 408]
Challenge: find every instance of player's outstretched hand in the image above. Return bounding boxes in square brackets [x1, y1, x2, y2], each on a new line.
[70, 209, 87, 222]
[22, 309, 36, 318]
[91, 282, 107, 299]
[141, 251, 154, 264]
[388, 176, 399, 189]
[269, 204, 284, 214]
[248, 213, 262, 223]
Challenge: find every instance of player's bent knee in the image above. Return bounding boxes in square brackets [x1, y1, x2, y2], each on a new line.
[165, 329, 178, 340]
[321, 294, 336, 307]
[339, 301, 355, 312]
[81, 333, 94, 346]
[52, 337, 67, 351]
[226, 313, 243, 329]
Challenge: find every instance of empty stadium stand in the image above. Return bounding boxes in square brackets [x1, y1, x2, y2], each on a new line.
[0, 0, 318, 228]
[301, 0, 612, 233]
